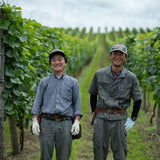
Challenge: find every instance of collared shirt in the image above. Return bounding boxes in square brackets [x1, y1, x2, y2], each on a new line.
[88, 65, 142, 120]
[111, 70, 121, 81]
[31, 73, 82, 117]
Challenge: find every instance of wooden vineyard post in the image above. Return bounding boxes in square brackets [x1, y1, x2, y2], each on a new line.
[0, 7, 4, 160]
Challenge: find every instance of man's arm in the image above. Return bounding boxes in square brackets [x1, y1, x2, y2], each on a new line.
[72, 79, 82, 117]
[125, 99, 142, 131]
[90, 94, 97, 113]
[71, 80, 82, 135]
[131, 99, 142, 121]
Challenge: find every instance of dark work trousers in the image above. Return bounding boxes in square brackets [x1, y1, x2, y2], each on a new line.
[93, 118, 127, 160]
[39, 118, 72, 160]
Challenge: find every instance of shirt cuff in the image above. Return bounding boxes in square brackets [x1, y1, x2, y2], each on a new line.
[131, 116, 137, 121]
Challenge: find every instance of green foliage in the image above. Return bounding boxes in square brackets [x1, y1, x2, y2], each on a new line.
[87, 27, 94, 41]
[70, 27, 80, 37]
[0, 3, 97, 129]
[132, 27, 138, 35]
[118, 27, 125, 38]
[77, 27, 86, 38]
[125, 27, 132, 35]
[139, 27, 146, 34]
[109, 27, 118, 41]
[1, 1, 159, 159]
[125, 27, 160, 104]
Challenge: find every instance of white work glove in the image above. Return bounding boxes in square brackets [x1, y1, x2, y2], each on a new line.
[125, 118, 135, 131]
[71, 119, 80, 135]
[32, 118, 40, 136]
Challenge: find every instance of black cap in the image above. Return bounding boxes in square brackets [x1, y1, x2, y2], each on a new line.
[49, 49, 67, 63]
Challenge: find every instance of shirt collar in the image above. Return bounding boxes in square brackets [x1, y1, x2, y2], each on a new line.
[53, 72, 66, 79]
[106, 65, 126, 78]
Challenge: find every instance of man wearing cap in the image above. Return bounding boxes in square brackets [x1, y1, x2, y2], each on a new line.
[31, 49, 82, 160]
[88, 44, 142, 160]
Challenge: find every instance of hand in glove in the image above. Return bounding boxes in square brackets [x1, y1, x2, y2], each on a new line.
[32, 118, 40, 136]
[125, 118, 135, 131]
[71, 119, 80, 135]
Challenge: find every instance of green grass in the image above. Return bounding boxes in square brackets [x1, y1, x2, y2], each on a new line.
[4, 120, 12, 158]
[65, 40, 103, 160]
[126, 106, 159, 160]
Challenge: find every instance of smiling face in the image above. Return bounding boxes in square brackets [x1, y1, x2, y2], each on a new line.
[50, 54, 67, 75]
[110, 51, 127, 71]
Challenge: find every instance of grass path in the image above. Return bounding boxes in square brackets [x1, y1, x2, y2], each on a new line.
[75, 38, 103, 160]
[72, 33, 114, 160]
[72, 33, 160, 160]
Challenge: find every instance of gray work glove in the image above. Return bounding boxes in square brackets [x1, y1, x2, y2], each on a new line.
[32, 118, 40, 136]
[71, 119, 80, 135]
[125, 118, 135, 131]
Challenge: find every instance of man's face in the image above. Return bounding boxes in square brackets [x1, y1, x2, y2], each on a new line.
[110, 51, 127, 68]
[50, 54, 67, 75]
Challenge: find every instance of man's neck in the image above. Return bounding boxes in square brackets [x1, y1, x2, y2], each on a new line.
[54, 71, 65, 76]
[111, 65, 123, 72]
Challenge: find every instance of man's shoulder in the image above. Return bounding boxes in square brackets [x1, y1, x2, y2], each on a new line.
[125, 69, 136, 78]
[41, 75, 51, 82]
[39, 75, 52, 87]
[65, 74, 78, 82]
[96, 67, 109, 74]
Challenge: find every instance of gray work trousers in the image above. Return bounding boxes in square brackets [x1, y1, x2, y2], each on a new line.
[93, 118, 127, 160]
[39, 118, 72, 160]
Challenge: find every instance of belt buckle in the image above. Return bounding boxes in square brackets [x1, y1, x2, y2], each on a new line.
[55, 118, 61, 122]
[113, 111, 117, 114]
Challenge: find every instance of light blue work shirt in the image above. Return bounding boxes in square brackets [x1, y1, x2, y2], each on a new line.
[31, 73, 82, 117]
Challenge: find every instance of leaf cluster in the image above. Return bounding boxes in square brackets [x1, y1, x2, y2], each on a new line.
[125, 27, 160, 103]
[0, 2, 97, 128]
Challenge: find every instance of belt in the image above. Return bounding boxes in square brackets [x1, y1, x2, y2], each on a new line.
[41, 113, 72, 122]
[98, 109, 126, 115]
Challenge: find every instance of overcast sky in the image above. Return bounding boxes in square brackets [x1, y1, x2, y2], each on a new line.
[3, 0, 160, 32]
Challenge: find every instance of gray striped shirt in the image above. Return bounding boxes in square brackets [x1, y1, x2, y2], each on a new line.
[31, 73, 82, 117]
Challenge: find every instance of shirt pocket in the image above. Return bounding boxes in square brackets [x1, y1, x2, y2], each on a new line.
[98, 81, 110, 88]
[61, 88, 72, 101]
[118, 84, 132, 99]
[97, 81, 111, 96]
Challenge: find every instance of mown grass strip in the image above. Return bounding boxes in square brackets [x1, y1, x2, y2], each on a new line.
[69, 41, 103, 160]
[51, 37, 103, 160]
[69, 33, 113, 160]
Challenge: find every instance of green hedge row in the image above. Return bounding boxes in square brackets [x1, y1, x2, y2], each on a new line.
[0, 3, 98, 128]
